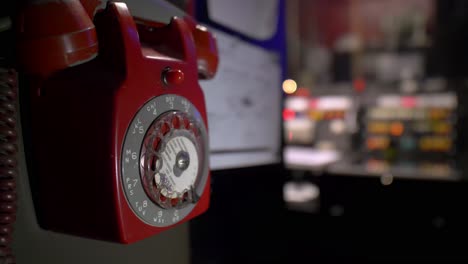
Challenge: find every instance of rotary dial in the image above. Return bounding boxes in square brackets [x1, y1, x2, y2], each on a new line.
[121, 95, 208, 226]
[140, 111, 203, 209]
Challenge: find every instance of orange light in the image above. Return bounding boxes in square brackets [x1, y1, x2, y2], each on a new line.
[390, 122, 404, 136]
[282, 79, 297, 94]
[366, 137, 390, 150]
[337, 111, 344, 119]
[309, 110, 322, 120]
[368, 122, 389, 134]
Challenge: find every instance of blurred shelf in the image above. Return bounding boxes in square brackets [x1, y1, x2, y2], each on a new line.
[284, 146, 461, 181]
[328, 161, 460, 181]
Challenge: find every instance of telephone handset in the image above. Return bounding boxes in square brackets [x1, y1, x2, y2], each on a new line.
[17, 1, 218, 243]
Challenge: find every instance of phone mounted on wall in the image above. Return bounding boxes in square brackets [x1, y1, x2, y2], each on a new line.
[16, 0, 218, 244]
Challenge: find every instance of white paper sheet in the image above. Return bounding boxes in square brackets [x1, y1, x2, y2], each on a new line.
[200, 29, 282, 170]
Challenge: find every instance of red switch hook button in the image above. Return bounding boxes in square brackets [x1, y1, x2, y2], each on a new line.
[162, 68, 185, 86]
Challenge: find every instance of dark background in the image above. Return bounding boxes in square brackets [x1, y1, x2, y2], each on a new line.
[190, 0, 468, 263]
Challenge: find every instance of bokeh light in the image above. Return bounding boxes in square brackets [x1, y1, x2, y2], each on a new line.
[282, 79, 297, 94]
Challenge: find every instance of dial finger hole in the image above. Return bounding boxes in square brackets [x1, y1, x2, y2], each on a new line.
[160, 122, 170, 135]
[183, 118, 190, 129]
[154, 171, 162, 185]
[149, 155, 158, 172]
[171, 115, 181, 129]
[151, 179, 159, 193]
[177, 115, 185, 129]
[189, 123, 199, 137]
[189, 186, 199, 203]
[155, 156, 162, 171]
[152, 136, 161, 151]
[143, 137, 158, 156]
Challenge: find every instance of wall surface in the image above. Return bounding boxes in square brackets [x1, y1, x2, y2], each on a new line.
[13, 123, 190, 264]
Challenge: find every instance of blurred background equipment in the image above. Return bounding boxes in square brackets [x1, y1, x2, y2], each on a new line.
[280, 0, 468, 261]
[283, 0, 462, 181]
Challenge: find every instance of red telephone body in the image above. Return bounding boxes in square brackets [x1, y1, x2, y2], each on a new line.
[17, 1, 218, 243]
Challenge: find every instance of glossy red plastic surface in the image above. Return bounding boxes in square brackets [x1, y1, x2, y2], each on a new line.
[25, 2, 213, 243]
[163, 68, 185, 86]
[135, 16, 219, 80]
[17, 0, 98, 77]
[184, 16, 219, 79]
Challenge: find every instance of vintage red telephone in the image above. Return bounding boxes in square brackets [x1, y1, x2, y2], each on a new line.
[16, 0, 218, 243]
